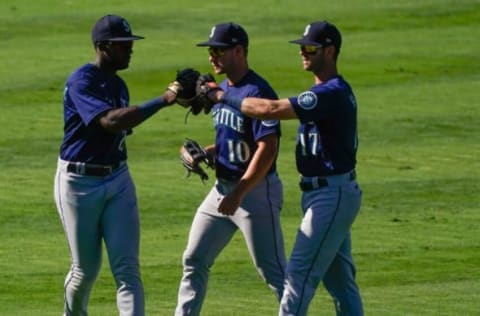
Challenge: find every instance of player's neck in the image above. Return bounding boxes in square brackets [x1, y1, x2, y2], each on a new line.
[226, 65, 249, 86]
[94, 57, 117, 76]
[314, 66, 337, 84]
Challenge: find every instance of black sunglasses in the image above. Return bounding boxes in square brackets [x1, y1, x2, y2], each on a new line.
[300, 45, 322, 55]
[208, 46, 235, 57]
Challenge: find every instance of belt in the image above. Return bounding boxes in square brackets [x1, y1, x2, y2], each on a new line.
[66, 161, 123, 177]
[299, 170, 356, 192]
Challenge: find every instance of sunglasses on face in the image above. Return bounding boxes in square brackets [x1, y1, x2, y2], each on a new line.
[300, 45, 322, 55]
[98, 41, 133, 50]
[114, 41, 134, 49]
[208, 47, 231, 57]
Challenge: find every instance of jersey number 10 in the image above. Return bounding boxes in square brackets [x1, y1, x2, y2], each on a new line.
[227, 139, 251, 163]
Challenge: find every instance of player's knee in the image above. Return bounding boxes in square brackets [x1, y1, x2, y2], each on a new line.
[69, 263, 100, 287]
[111, 257, 142, 286]
[182, 253, 211, 273]
[324, 278, 362, 315]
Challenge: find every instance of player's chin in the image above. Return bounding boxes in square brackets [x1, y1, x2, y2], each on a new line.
[116, 60, 130, 70]
[119, 56, 132, 68]
[117, 64, 130, 70]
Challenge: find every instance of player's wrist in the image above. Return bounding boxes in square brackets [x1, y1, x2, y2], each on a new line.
[163, 89, 178, 105]
[207, 89, 223, 103]
[137, 96, 169, 119]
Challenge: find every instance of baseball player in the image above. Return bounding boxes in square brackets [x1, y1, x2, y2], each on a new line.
[203, 21, 364, 316]
[53, 14, 184, 315]
[174, 22, 287, 315]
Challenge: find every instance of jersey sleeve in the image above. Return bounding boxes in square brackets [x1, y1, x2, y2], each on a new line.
[289, 88, 338, 123]
[66, 78, 113, 126]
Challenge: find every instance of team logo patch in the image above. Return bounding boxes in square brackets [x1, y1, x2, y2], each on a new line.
[303, 24, 311, 36]
[122, 20, 131, 33]
[209, 26, 216, 38]
[261, 119, 279, 127]
[297, 91, 318, 110]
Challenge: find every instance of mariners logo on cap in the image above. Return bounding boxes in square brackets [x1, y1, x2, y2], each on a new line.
[209, 26, 216, 38]
[297, 91, 318, 110]
[122, 20, 131, 33]
[303, 25, 311, 36]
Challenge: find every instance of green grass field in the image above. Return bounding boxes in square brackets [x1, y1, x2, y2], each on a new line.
[1, 0, 479, 315]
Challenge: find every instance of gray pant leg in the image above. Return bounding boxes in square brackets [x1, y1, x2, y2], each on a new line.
[323, 235, 364, 316]
[175, 185, 237, 316]
[103, 169, 144, 316]
[55, 164, 144, 316]
[233, 173, 286, 301]
[54, 167, 104, 315]
[279, 181, 362, 316]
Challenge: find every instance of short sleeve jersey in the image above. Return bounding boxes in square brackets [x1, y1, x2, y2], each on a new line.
[213, 70, 281, 181]
[288, 75, 358, 177]
[59, 63, 130, 165]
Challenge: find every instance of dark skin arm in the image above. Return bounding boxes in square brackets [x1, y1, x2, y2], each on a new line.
[96, 90, 177, 133]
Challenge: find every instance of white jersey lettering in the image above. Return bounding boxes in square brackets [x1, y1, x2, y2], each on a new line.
[214, 107, 244, 133]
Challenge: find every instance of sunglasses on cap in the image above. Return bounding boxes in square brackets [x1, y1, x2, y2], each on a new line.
[208, 46, 233, 57]
[300, 45, 323, 55]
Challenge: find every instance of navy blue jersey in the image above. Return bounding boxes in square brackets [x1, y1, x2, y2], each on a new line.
[213, 70, 280, 181]
[59, 63, 130, 165]
[288, 75, 358, 177]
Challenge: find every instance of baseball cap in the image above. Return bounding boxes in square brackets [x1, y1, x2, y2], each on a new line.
[196, 22, 248, 48]
[289, 21, 341, 50]
[92, 14, 144, 43]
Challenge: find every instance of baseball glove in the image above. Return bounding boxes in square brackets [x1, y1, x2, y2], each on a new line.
[195, 73, 220, 114]
[167, 68, 213, 116]
[167, 68, 200, 99]
[180, 138, 215, 182]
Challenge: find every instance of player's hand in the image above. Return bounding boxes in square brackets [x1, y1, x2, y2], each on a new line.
[217, 191, 242, 216]
[164, 83, 180, 104]
[180, 138, 214, 183]
[180, 145, 196, 166]
[169, 68, 200, 99]
[196, 73, 222, 113]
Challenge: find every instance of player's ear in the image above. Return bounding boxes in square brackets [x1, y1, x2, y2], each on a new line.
[324, 45, 336, 58]
[233, 44, 247, 57]
[97, 42, 111, 52]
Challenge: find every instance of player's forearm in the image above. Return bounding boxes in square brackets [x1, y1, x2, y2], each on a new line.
[210, 90, 265, 118]
[204, 145, 216, 163]
[98, 106, 144, 133]
[211, 90, 296, 120]
[234, 152, 275, 198]
[241, 97, 275, 120]
[99, 91, 176, 133]
[240, 157, 274, 188]
[232, 137, 278, 198]
[241, 98, 297, 120]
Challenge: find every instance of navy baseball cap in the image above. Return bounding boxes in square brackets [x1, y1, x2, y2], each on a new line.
[92, 14, 144, 43]
[196, 22, 248, 48]
[289, 21, 341, 50]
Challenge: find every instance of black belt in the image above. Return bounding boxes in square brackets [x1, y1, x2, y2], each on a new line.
[66, 162, 122, 177]
[299, 171, 356, 192]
